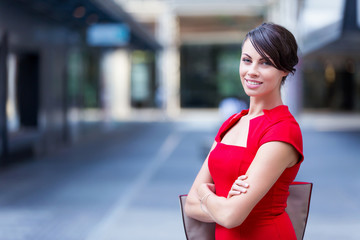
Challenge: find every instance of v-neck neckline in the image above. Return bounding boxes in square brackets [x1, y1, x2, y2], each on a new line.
[218, 105, 288, 148]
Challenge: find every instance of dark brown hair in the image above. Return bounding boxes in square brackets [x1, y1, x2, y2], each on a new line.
[243, 22, 299, 82]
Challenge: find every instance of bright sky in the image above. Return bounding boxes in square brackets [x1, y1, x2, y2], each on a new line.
[301, 0, 344, 34]
[118, 0, 345, 34]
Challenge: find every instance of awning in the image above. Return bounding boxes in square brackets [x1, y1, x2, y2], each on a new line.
[8, 0, 161, 50]
[302, 0, 360, 56]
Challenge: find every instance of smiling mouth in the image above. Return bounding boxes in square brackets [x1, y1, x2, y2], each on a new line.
[245, 79, 262, 85]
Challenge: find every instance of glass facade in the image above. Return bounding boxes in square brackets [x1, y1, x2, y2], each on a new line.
[303, 56, 360, 112]
[180, 44, 247, 108]
[130, 50, 156, 108]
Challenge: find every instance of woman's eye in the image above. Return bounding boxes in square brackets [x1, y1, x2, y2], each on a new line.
[242, 58, 251, 63]
[262, 61, 272, 66]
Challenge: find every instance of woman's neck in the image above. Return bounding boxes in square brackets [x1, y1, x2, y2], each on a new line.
[247, 96, 283, 118]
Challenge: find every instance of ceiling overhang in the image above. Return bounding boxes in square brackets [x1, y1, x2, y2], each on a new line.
[302, 0, 360, 57]
[8, 0, 161, 50]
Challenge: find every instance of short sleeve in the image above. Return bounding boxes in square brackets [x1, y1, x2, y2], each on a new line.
[259, 119, 304, 162]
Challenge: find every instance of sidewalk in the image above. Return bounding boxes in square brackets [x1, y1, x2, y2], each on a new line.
[128, 108, 360, 131]
[0, 121, 211, 240]
[0, 110, 359, 239]
[299, 111, 360, 131]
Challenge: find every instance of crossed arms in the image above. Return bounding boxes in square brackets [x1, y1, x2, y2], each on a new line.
[184, 140, 298, 229]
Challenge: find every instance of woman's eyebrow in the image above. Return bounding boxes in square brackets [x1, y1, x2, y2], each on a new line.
[242, 53, 252, 58]
[242, 53, 267, 61]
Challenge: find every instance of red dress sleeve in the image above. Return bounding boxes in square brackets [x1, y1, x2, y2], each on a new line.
[259, 119, 304, 162]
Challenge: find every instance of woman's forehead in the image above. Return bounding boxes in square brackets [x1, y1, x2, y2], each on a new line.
[242, 40, 268, 59]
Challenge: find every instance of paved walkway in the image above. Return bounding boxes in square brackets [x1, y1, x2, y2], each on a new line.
[0, 111, 359, 240]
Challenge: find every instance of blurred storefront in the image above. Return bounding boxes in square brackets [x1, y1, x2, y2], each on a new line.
[118, 0, 302, 116]
[0, 0, 160, 164]
[178, 15, 261, 108]
[300, 0, 360, 112]
[120, 0, 360, 116]
[3, 0, 358, 165]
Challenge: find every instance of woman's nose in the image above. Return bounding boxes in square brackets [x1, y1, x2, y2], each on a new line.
[247, 64, 259, 77]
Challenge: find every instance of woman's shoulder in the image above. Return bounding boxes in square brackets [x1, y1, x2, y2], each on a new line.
[256, 105, 303, 144]
[258, 105, 304, 160]
[262, 105, 299, 126]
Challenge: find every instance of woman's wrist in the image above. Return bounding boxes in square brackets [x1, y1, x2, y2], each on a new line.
[200, 193, 212, 213]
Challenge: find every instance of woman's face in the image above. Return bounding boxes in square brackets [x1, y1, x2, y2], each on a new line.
[239, 39, 287, 99]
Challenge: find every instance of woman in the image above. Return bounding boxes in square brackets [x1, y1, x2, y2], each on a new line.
[184, 22, 303, 239]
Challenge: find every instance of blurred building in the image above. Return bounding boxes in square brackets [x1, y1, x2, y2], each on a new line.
[1, 0, 359, 165]
[117, 0, 302, 116]
[119, 0, 360, 115]
[0, 0, 160, 164]
[299, 0, 360, 112]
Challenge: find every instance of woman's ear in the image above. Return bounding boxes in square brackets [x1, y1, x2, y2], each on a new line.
[282, 71, 289, 78]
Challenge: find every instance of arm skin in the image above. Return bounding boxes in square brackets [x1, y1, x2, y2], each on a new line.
[184, 141, 217, 222]
[197, 141, 298, 229]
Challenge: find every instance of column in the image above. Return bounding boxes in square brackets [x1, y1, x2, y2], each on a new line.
[267, 0, 303, 116]
[102, 49, 131, 122]
[156, 6, 180, 118]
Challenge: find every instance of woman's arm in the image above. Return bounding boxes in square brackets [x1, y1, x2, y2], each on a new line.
[184, 141, 217, 222]
[198, 141, 299, 229]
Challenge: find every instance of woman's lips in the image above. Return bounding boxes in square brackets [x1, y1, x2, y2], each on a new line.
[245, 79, 263, 89]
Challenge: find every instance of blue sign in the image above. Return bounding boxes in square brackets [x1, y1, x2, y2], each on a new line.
[87, 23, 130, 47]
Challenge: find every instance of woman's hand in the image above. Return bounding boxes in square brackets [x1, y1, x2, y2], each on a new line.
[196, 183, 216, 216]
[197, 183, 216, 199]
[228, 175, 249, 198]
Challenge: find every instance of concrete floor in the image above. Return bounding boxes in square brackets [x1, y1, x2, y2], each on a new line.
[0, 112, 359, 240]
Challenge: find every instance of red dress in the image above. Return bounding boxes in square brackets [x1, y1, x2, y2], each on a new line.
[208, 105, 304, 240]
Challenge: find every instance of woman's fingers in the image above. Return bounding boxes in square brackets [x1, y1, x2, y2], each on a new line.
[237, 175, 248, 180]
[227, 183, 247, 198]
[227, 175, 249, 198]
[228, 190, 241, 198]
[234, 175, 249, 189]
[232, 183, 248, 193]
[207, 183, 216, 192]
[234, 179, 249, 188]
